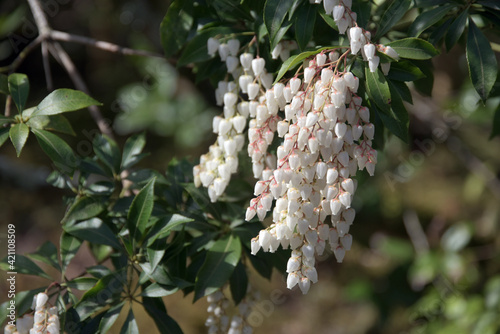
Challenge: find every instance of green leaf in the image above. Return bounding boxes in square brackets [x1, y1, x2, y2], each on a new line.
[264, 0, 295, 42]
[183, 183, 223, 222]
[60, 232, 82, 274]
[387, 38, 439, 60]
[63, 196, 106, 223]
[31, 89, 101, 117]
[140, 283, 179, 297]
[146, 214, 194, 246]
[27, 241, 61, 271]
[375, 0, 412, 39]
[413, 59, 435, 96]
[128, 177, 156, 244]
[0, 115, 13, 126]
[121, 132, 147, 169]
[387, 61, 426, 82]
[389, 80, 413, 104]
[177, 26, 234, 67]
[93, 135, 121, 175]
[478, 0, 500, 10]
[445, 8, 468, 51]
[142, 297, 184, 334]
[66, 277, 99, 290]
[230, 261, 248, 305]
[0, 73, 8, 95]
[274, 46, 331, 83]
[194, 234, 242, 301]
[99, 302, 125, 334]
[64, 218, 121, 249]
[408, 4, 454, 37]
[8, 73, 29, 113]
[120, 309, 139, 334]
[160, 1, 194, 57]
[385, 80, 410, 142]
[428, 16, 453, 45]
[351, 0, 371, 29]
[31, 128, 77, 173]
[9, 122, 29, 157]
[319, 10, 337, 30]
[489, 103, 500, 139]
[0, 128, 9, 147]
[27, 114, 76, 136]
[365, 67, 391, 113]
[466, 18, 498, 102]
[0, 254, 51, 279]
[295, 2, 316, 51]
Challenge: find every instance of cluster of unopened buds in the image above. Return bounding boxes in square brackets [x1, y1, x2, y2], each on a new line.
[205, 288, 259, 334]
[4, 293, 60, 334]
[195, 0, 398, 296]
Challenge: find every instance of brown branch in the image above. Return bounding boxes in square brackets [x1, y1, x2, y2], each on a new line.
[0, 35, 43, 74]
[403, 210, 430, 255]
[41, 41, 53, 91]
[48, 42, 114, 139]
[50, 30, 164, 58]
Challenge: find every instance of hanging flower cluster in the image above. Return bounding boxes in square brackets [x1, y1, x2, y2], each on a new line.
[194, 0, 398, 296]
[205, 288, 259, 334]
[4, 293, 60, 334]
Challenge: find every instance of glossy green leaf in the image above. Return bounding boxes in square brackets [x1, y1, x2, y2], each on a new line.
[0, 115, 13, 126]
[466, 18, 498, 102]
[0, 128, 10, 147]
[183, 183, 223, 221]
[319, 9, 337, 30]
[413, 59, 435, 96]
[365, 67, 391, 113]
[478, 0, 500, 10]
[63, 196, 106, 223]
[66, 277, 99, 290]
[230, 261, 248, 305]
[60, 232, 82, 273]
[295, 2, 316, 51]
[177, 26, 234, 67]
[389, 80, 413, 104]
[27, 114, 76, 136]
[27, 241, 61, 271]
[274, 46, 331, 84]
[31, 89, 101, 117]
[387, 61, 426, 82]
[352, 0, 371, 29]
[8, 73, 29, 113]
[194, 234, 241, 301]
[375, 0, 412, 39]
[120, 309, 139, 334]
[384, 81, 410, 142]
[387, 38, 439, 60]
[99, 302, 125, 334]
[0, 254, 51, 279]
[428, 16, 453, 45]
[160, 1, 193, 57]
[9, 122, 29, 157]
[64, 218, 121, 249]
[128, 177, 156, 244]
[93, 135, 121, 175]
[142, 297, 184, 334]
[146, 214, 193, 246]
[140, 283, 179, 297]
[32, 128, 77, 173]
[0, 73, 8, 95]
[408, 4, 454, 37]
[445, 8, 468, 51]
[264, 0, 295, 42]
[121, 132, 147, 169]
[77, 271, 126, 311]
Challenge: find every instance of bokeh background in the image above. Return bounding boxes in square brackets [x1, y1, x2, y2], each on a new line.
[1, 1, 499, 333]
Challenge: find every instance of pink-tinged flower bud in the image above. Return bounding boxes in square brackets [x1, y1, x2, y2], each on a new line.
[238, 75, 253, 94]
[317, 224, 330, 241]
[218, 43, 230, 61]
[316, 162, 327, 179]
[368, 56, 380, 72]
[333, 5, 345, 21]
[335, 122, 347, 138]
[246, 207, 256, 221]
[338, 151, 350, 167]
[304, 266, 318, 283]
[364, 123, 375, 140]
[364, 43, 376, 60]
[331, 91, 345, 108]
[384, 46, 399, 60]
[333, 246, 346, 263]
[381, 62, 391, 75]
[337, 221, 350, 237]
[339, 192, 352, 208]
[251, 58, 265, 77]
[329, 51, 339, 62]
[290, 77, 301, 95]
[315, 53, 326, 67]
[207, 37, 220, 56]
[326, 168, 338, 184]
[287, 256, 301, 273]
[304, 67, 315, 83]
[287, 272, 300, 289]
[34, 310, 45, 324]
[271, 43, 283, 59]
[224, 92, 237, 108]
[366, 161, 375, 176]
[341, 234, 353, 250]
[341, 178, 354, 194]
[259, 230, 272, 250]
[349, 27, 362, 41]
[358, 106, 370, 122]
[283, 86, 293, 102]
[299, 277, 311, 294]
[352, 125, 363, 141]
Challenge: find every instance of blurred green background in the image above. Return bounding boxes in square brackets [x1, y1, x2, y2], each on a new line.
[0, 1, 499, 333]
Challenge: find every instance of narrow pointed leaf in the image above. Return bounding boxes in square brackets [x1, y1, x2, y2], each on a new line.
[9, 123, 29, 157]
[408, 4, 454, 37]
[365, 67, 391, 113]
[264, 0, 295, 42]
[375, 0, 412, 39]
[142, 297, 184, 334]
[27, 241, 61, 271]
[63, 196, 106, 223]
[31, 128, 77, 173]
[194, 234, 241, 301]
[466, 18, 498, 102]
[64, 218, 121, 249]
[31, 89, 101, 116]
[93, 135, 121, 175]
[121, 309, 139, 334]
[230, 261, 248, 305]
[99, 302, 125, 334]
[387, 38, 439, 60]
[0, 73, 8, 95]
[160, 0, 193, 57]
[8, 73, 29, 112]
[295, 2, 316, 51]
[128, 177, 156, 243]
[0, 255, 51, 279]
[60, 232, 82, 273]
[445, 9, 468, 51]
[121, 132, 147, 169]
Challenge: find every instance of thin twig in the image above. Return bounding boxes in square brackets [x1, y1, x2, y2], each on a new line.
[41, 41, 53, 91]
[0, 35, 43, 74]
[403, 210, 430, 255]
[27, 0, 51, 36]
[48, 42, 114, 139]
[5, 95, 12, 117]
[50, 30, 164, 58]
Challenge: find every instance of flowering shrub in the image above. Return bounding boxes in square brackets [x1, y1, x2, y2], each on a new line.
[1, 0, 499, 333]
